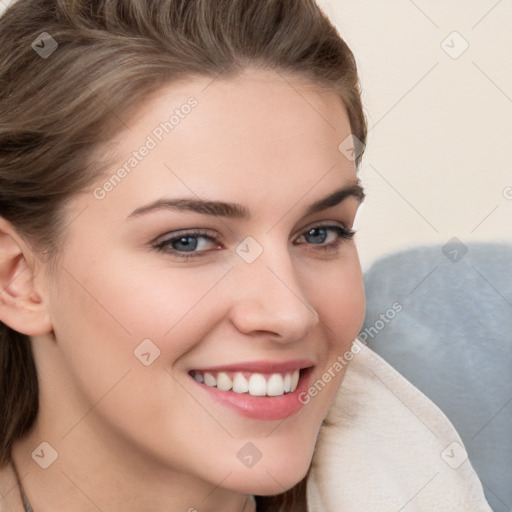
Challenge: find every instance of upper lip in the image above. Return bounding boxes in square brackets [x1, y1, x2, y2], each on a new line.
[190, 359, 314, 374]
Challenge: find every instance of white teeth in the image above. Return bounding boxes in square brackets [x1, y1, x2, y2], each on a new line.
[267, 374, 285, 396]
[193, 369, 302, 396]
[290, 370, 299, 392]
[248, 374, 267, 396]
[216, 372, 232, 391]
[232, 372, 249, 393]
[283, 373, 291, 393]
[203, 373, 217, 387]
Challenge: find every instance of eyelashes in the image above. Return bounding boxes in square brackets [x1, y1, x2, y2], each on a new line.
[153, 223, 355, 260]
[295, 225, 355, 246]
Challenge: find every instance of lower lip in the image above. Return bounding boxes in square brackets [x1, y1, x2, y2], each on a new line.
[191, 368, 314, 421]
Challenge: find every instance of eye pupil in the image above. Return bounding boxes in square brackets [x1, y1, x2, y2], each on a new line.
[173, 236, 198, 252]
[306, 228, 327, 244]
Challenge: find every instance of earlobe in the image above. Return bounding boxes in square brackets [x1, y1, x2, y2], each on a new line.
[0, 218, 53, 336]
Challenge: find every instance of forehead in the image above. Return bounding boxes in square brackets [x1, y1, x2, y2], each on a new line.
[87, 69, 356, 218]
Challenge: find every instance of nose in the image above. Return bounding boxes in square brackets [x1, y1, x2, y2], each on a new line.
[228, 248, 319, 343]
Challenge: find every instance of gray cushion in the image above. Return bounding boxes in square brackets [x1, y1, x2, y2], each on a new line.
[361, 242, 512, 512]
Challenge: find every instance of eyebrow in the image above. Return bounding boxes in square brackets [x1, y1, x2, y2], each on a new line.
[127, 182, 365, 220]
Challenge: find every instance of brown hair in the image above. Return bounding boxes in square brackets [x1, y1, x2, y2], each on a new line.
[0, 0, 366, 509]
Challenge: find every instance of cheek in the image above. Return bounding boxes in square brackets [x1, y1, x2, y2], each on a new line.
[53, 246, 232, 345]
[305, 248, 365, 342]
[47, 253, 237, 459]
[46, 250, 240, 441]
[301, 250, 365, 407]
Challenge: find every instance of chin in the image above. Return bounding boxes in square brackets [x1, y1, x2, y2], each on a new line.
[225, 445, 314, 497]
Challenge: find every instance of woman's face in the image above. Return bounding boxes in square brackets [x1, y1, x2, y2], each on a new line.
[37, 69, 365, 498]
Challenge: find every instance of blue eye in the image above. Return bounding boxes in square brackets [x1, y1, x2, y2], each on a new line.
[154, 230, 220, 257]
[296, 224, 355, 247]
[304, 227, 330, 244]
[153, 224, 355, 261]
[171, 236, 200, 252]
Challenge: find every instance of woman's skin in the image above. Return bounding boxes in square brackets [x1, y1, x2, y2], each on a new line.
[0, 69, 365, 512]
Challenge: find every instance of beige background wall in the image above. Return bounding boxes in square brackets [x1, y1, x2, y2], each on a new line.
[317, 0, 511, 270]
[1, 0, 510, 271]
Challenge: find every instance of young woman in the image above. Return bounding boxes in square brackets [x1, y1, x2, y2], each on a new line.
[0, 1, 492, 510]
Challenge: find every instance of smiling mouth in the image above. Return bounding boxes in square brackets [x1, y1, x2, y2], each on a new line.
[189, 369, 305, 397]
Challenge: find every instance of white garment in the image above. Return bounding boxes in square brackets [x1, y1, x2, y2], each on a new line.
[307, 338, 492, 511]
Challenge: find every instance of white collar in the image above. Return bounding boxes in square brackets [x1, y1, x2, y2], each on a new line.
[307, 339, 492, 511]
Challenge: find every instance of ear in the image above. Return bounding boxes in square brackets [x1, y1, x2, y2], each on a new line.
[0, 218, 53, 336]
